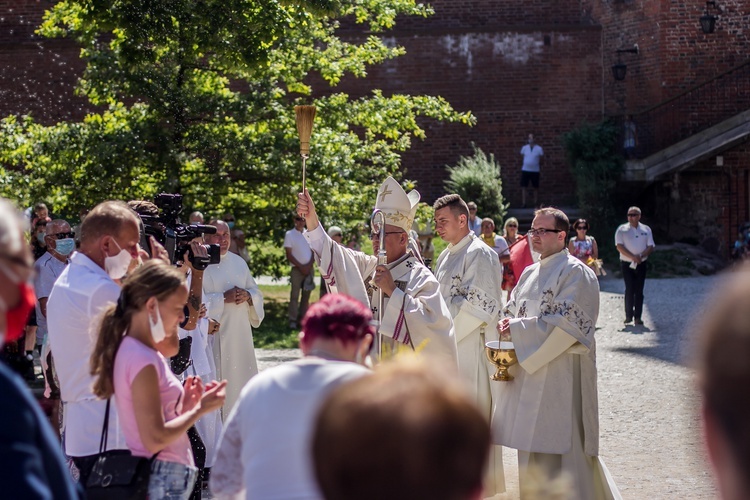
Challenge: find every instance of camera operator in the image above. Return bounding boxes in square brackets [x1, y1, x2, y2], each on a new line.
[132, 197, 223, 498]
[47, 200, 168, 483]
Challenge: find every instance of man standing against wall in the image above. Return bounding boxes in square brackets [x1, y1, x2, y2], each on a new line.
[615, 206, 655, 325]
[520, 133, 543, 208]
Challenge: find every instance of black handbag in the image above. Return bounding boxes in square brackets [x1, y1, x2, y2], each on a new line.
[85, 399, 157, 500]
[170, 336, 193, 375]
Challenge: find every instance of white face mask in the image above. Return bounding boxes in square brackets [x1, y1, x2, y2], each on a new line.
[104, 238, 132, 279]
[149, 301, 166, 343]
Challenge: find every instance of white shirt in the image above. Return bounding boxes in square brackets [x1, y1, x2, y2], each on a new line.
[615, 222, 655, 262]
[283, 228, 313, 267]
[520, 144, 544, 172]
[33, 251, 68, 336]
[211, 358, 370, 499]
[47, 252, 126, 456]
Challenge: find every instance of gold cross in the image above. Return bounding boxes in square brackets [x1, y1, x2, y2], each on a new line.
[379, 185, 393, 202]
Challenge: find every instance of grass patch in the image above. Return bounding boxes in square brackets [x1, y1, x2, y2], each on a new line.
[253, 284, 320, 349]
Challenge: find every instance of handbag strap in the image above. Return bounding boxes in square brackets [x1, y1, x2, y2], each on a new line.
[98, 398, 111, 454]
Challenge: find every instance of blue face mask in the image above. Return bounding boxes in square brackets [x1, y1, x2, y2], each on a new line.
[226, 221, 235, 229]
[37, 232, 46, 245]
[55, 238, 75, 256]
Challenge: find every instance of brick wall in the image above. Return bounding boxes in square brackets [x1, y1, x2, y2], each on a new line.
[586, 0, 750, 115]
[0, 1, 90, 123]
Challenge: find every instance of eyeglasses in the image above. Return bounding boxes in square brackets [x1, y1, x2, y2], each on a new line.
[370, 231, 404, 240]
[627, 213, 640, 217]
[50, 232, 75, 239]
[528, 228, 563, 236]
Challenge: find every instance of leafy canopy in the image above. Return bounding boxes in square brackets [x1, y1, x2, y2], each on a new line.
[0, 0, 474, 276]
[444, 144, 508, 225]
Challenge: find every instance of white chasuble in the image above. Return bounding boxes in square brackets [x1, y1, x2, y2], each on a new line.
[306, 226, 457, 366]
[203, 251, 264, 416]
[491, 249, 620, 500]
[494, 249, 599, 454]
[435, 232, 505, 495]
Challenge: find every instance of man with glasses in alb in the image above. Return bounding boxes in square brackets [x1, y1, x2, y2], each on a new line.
[491, 207, 621, 500]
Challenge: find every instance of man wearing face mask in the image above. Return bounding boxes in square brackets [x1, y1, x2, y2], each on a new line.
[33, 219, 75, 433]
[47, 200, 147, 483]
[0, 198, 82, 499]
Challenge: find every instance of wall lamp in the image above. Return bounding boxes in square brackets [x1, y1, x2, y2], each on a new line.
[700, 1, 719, 34]
[612, 44, 639, 81]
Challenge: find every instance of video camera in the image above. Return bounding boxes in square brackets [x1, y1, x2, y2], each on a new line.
[139, 193, 220, 271]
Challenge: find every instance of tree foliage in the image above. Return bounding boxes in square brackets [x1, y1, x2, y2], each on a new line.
[0, 0, 474, 276]
[562, 120, 624, 247]
[444, 144, 508, 224]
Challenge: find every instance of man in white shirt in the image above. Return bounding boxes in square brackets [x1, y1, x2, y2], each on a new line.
[433, 194, 505, 496]
[615, 206, 655, 325]
[34, 219, 74, 424]
[520, 133, 544, 208]
[47, 201, 142, 482]
[284, 214, 314, 329]
[211, 294, 371, 499]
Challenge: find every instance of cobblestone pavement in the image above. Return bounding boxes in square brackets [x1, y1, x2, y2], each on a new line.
[255, 274, 721, 499]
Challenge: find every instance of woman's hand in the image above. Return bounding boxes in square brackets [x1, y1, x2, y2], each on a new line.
[198, 380, 227, 415]
[182, 376, 205, 414]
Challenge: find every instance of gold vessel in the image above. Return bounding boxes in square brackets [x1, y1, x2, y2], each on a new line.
[485, 340, 518, 382]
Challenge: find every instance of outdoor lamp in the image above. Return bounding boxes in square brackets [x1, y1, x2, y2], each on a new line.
[612, 45, 639, 82]
[700, 1, 718, 34]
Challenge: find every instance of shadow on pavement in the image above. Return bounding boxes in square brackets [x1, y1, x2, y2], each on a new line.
[600, 275, 718, 366]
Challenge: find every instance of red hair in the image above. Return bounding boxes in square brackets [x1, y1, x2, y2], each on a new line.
[302, 294, 374, 343]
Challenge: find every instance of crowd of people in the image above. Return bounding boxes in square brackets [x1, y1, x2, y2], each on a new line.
[0, 179, 742, 500]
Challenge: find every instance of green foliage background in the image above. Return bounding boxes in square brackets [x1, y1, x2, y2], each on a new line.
[0, 0, 474, 276]
[444, 144, 508, 224]
[562, 120, 623, 255]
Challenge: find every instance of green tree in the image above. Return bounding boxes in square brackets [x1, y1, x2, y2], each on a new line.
[444, 144, 508, 224]
[562, 119, 624, 250]
[0, 0, 474, 276]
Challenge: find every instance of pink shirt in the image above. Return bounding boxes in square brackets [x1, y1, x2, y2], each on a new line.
[113, 336, 193, 466]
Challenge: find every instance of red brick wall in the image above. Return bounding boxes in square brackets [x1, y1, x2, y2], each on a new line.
[651, 146, 750, 258]
[586, 0, 750, 115]
[0, 1, 90, 123]
[333, 28, 603, 206]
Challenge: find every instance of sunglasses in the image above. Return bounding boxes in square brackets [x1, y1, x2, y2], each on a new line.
[51, 232, 75, 239]
[506, 224, 517, 228]
[576, 226, 587, 230]
[627, 213, 640, 217]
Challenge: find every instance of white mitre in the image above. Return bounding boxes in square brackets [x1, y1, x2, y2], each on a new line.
[374, 176, 420, 232]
